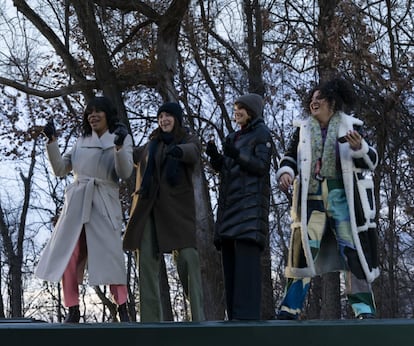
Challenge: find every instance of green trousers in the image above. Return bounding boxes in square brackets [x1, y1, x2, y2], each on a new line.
[138, 215, 205, 322]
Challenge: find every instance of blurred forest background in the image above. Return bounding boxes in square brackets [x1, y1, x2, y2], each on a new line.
[0, 0, 413, 322]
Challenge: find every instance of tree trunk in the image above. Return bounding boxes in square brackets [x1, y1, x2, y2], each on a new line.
[243, 0, 274, 319]
[156, 0, 191, 101]
[71, 0, 128, 123]
[308, 0, 342, 319]
[0, 258, 4, 318]
[321, 272, 341, 319]
[154, 1, 225, 320]
[193, 165, 226, 320]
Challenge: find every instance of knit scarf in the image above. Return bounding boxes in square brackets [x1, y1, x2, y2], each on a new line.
[160, 132, 184, 187]
[139, 132, 185, 198]
[309, 112, 341, 194]
[138, 139, 158, 198]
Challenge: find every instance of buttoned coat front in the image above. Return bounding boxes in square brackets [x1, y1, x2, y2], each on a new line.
[122, 131, 200, 253]
[35, 131, 133, 285]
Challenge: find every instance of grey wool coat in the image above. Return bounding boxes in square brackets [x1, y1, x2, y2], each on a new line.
[35, 131, 133, 285]
[276, 112, 380, 283]
[123, 131, 200, 253]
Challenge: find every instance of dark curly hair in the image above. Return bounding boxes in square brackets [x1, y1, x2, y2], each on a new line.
[82, 96, 118, 136]
[306, 77, 355, 113]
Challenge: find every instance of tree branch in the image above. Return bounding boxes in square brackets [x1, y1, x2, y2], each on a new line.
[12, 0, 87, 85]
[0, 77, 96, 98]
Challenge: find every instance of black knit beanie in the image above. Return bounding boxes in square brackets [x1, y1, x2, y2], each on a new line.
[235, 93, 264, 118]
[157, 102, 183, 126]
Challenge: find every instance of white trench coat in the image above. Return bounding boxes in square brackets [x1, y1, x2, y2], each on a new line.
[35, 130, 133, 285]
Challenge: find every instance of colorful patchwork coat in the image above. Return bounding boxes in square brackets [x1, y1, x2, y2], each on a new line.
[276, 112, 379, 283]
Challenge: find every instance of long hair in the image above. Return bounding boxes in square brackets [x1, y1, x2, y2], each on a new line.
[306, 77, 356, 113]
[82, 96, 118, 136]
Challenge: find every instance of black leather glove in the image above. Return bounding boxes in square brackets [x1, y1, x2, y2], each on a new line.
[113, 122, 128, 146]
[206, 141, 219, 158]
[166, 145, 183, 158]
[223, 139, 239, 159]
[43, 119, 56, 141]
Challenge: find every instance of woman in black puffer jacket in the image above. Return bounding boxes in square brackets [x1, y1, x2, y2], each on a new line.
[206, 93, 274, 321]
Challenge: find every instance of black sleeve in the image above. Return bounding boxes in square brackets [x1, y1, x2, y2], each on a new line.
[279, 127, 299, 176]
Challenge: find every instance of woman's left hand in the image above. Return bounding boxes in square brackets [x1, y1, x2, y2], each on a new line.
[114, 122, 128, 147]
[344, 130, 362, 151]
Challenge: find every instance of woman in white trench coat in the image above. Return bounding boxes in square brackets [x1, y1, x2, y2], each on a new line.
[35, 96, 133, 323]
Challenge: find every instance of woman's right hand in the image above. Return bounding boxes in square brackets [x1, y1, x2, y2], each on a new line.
[206, 140, 219, 158]
[279, 173, 293, 193]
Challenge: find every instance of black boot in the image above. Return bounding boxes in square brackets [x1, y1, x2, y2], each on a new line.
[64, 305, 80, 323]
[118, 303, 130, 322]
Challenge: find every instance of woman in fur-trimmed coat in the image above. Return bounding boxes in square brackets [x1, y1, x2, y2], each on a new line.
[276, 78, 379, 320]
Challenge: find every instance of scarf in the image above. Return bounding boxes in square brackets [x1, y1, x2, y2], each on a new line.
[139, 131, 185, 198]
[160, 132, 184, 187]
[138, 139, 158, 198]
[309, 112, 341, 194]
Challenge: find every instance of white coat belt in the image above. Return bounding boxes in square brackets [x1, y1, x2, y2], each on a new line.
[75, 176, 119, 230]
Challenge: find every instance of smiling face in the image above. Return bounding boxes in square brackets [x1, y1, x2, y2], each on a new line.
[233, 105, 251, 127]
[158, 112, 175, 133]
[309, 90, 334, 127]
[87, 108, 108, 137]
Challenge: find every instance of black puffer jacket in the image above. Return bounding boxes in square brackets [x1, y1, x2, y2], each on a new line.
[211, 117, 273, 249]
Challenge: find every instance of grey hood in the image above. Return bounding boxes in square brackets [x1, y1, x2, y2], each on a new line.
[235, 93, 264, 118]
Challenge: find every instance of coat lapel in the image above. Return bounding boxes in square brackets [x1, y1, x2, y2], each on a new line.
[81, 130, 115, 150]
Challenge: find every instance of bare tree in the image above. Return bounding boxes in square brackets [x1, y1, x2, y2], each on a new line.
[0, 138, 37, 317]
[0, 0, 414, 321]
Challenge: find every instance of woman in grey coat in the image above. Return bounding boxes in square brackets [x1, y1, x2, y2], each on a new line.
[206, 93, 274, 320]
[35, 96, 133, 323]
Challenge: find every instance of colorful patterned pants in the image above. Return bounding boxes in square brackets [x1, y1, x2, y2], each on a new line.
[279, 180, 376, 319]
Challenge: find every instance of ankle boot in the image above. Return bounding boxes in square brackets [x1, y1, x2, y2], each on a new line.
[64, 305, 80, 323]
[118, 303, 130, 322]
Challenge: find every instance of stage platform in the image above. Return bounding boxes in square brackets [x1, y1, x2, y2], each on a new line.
[1, 318, 413, 346]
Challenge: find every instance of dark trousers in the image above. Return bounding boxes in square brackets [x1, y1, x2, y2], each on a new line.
[221, 239, 262, 320]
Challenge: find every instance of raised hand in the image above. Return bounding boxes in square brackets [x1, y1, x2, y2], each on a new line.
[113, 122, 128, 146]
[43, 119, 56, 141]
[206, 141, 219, 158]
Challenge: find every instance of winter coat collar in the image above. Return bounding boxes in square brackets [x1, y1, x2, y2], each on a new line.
[80, 130, 115, 150]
